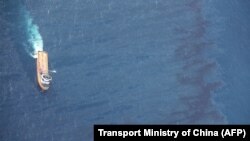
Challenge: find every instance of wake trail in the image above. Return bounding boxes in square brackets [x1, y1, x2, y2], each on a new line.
[22, 9, 57, 73]
[24, 10, 43, 58]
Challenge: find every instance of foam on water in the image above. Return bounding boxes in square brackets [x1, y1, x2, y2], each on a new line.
[24, 11, 43, 58]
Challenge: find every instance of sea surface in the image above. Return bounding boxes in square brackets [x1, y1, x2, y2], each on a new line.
[0, 0, 250, 140]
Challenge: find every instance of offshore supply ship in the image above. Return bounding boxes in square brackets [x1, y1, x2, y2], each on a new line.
[36, 51, 52, 91]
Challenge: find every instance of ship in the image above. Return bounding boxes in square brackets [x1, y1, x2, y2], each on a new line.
[36, 51, 52, 91]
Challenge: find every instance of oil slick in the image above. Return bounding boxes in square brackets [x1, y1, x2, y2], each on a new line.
[174, 0, 225, 123]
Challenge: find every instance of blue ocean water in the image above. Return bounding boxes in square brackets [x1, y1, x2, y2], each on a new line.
[0, 0, 249, 140]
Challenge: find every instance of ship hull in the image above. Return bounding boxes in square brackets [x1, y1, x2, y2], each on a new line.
[36, 51, 49, 91]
